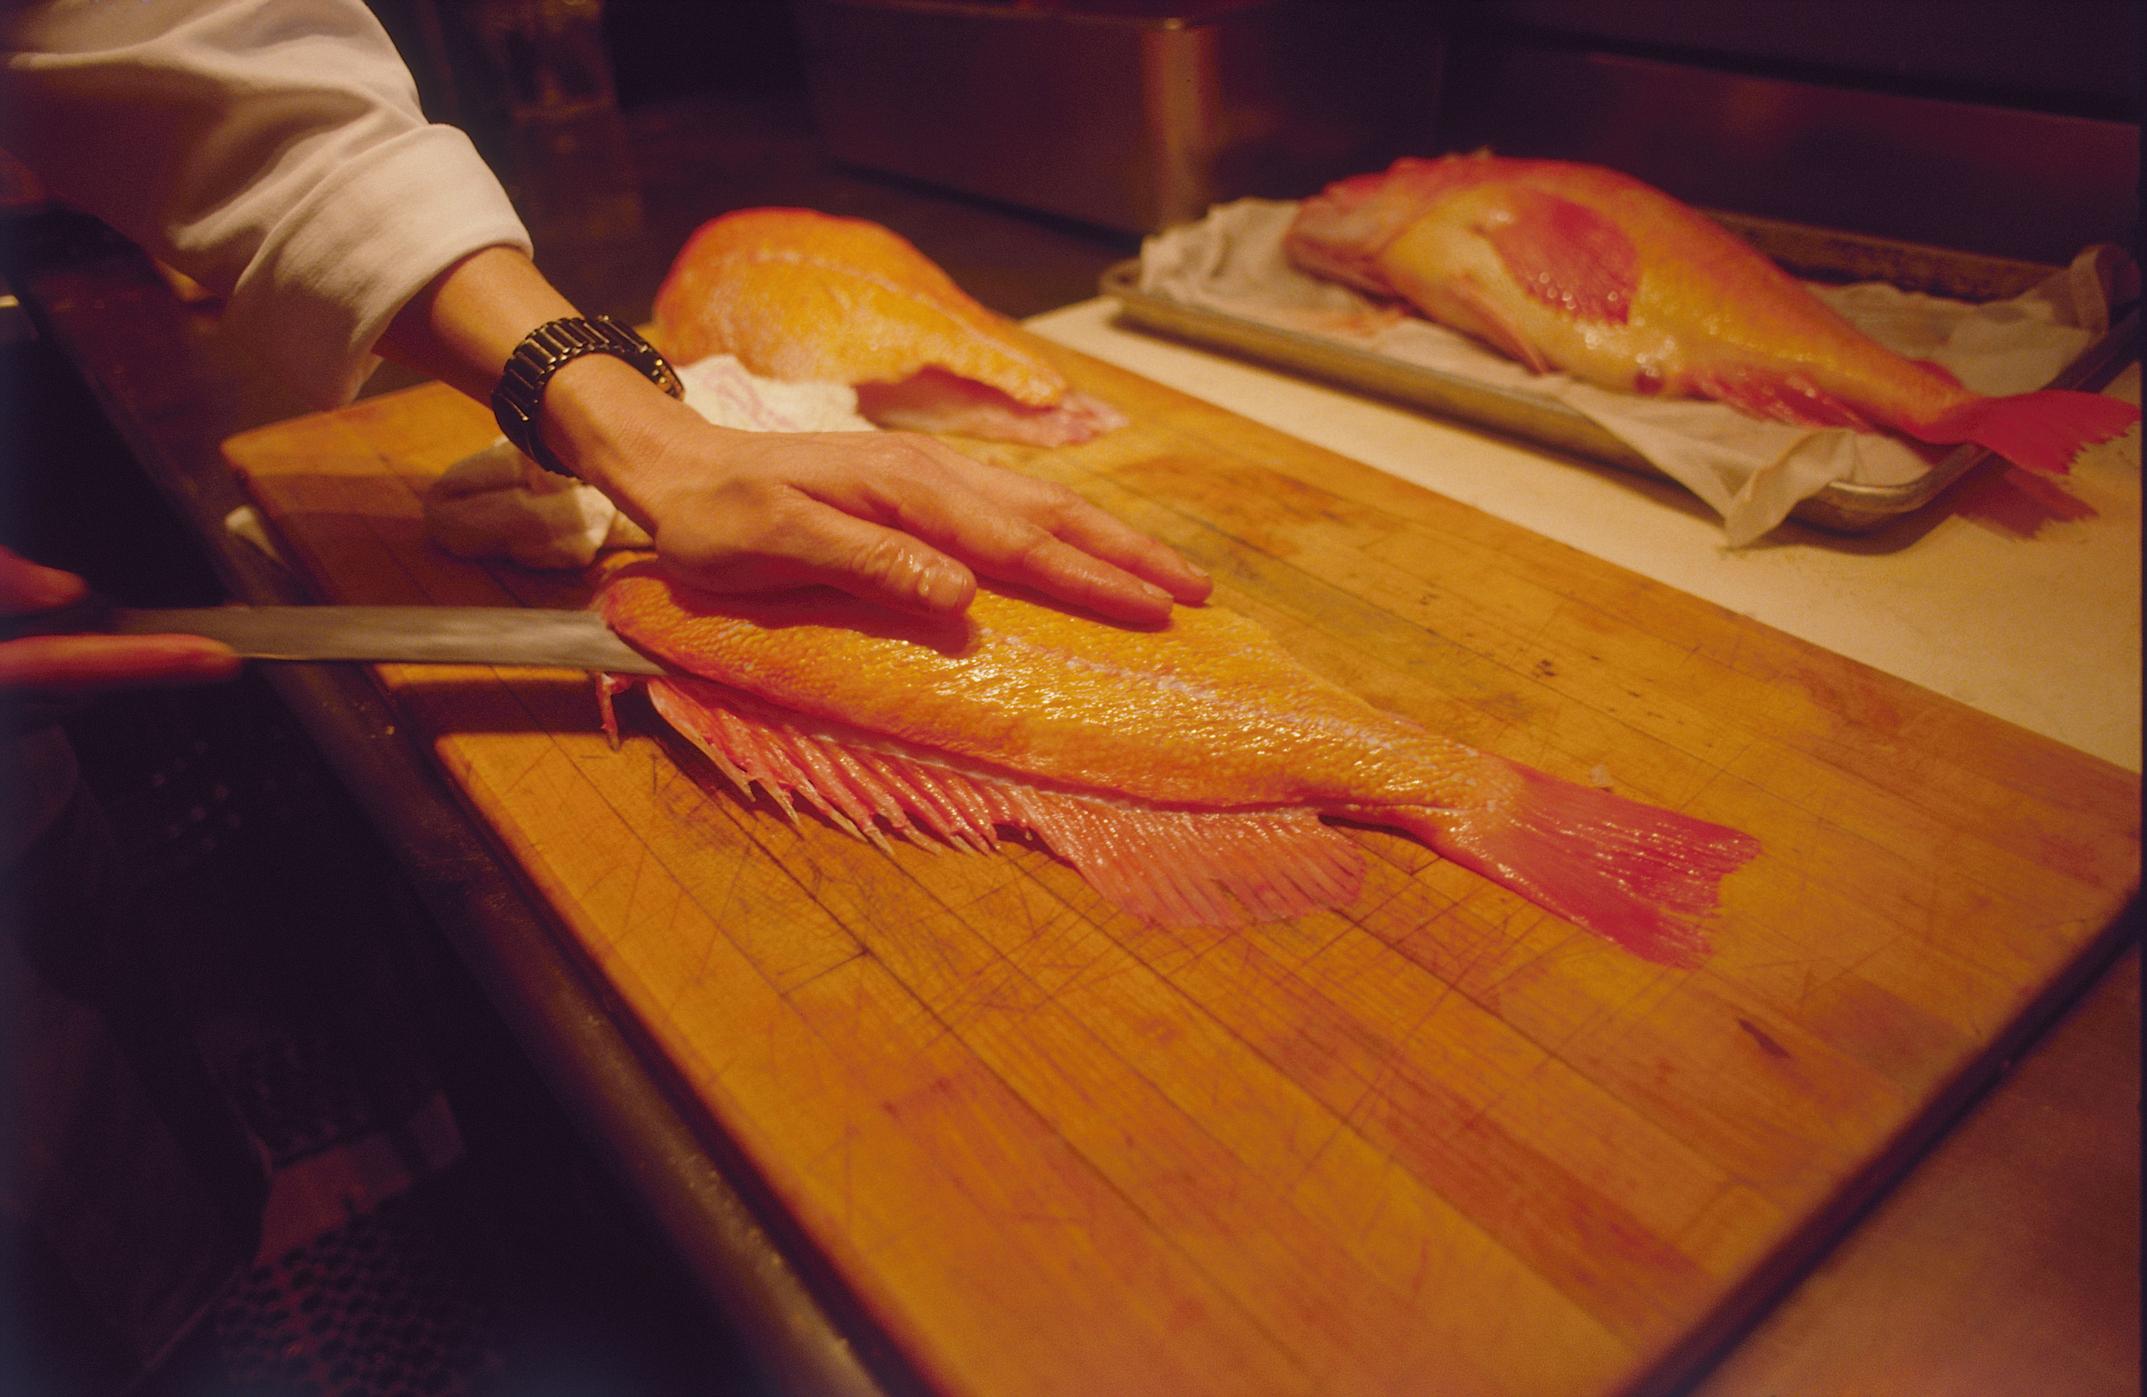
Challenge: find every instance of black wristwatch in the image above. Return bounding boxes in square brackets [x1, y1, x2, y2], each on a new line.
[491, 314, 682, 477]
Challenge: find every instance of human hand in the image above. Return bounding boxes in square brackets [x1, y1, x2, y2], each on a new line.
[379, 249, 1209, 622]
[0, 548, 239, 694]
[557, 359, 1212, 624]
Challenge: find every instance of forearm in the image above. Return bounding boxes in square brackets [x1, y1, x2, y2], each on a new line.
[373, 245, 572, 398]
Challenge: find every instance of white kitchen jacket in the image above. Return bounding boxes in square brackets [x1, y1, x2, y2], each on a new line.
[1, 0, 533, 407]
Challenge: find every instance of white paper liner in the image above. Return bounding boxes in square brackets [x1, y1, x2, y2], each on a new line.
[1139, 200, 2128, 544]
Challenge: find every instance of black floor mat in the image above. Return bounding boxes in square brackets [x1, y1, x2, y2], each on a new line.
[210, 1175, 505, 1397]
[7, 309, 767, 1397]
[54, 679, 767, 1396]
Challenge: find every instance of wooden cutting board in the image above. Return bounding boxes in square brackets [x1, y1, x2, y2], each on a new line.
[227, 341, 2139, 1397]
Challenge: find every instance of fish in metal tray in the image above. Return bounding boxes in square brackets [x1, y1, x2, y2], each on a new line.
[1285, 153, 2139, 471]
[598, 563, 1757, 964]
[653, 207, 1124, 446]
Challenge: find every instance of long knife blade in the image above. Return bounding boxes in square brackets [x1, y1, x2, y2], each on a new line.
[109, 605, 670, 675]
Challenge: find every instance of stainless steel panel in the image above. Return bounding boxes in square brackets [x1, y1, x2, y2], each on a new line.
[793, 0, 1443, 233]
[1436, 47, 2139, 267]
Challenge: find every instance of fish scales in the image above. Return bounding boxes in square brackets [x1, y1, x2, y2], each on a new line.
[654, 207, 1125, 445]
[605, 566, 1482, 809]
[658, 225, 1062, 404]
[599, 564, 1758, 963]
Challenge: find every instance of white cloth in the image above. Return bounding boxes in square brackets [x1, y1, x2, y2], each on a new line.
[424, 438, 650, 572]
[2, 0, 532, 408]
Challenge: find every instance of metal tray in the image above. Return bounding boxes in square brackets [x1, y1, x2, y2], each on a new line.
[1101, 215, 2138, 533]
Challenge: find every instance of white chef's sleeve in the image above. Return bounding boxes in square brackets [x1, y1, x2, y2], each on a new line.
[1, 0, 533, 407]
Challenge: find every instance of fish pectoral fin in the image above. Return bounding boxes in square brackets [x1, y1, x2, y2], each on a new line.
[1479, 188, 1639, 324]
[1443, 275, 1557, 374]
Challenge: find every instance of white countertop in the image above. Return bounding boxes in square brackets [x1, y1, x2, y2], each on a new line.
[1029, 298, 2143, 773]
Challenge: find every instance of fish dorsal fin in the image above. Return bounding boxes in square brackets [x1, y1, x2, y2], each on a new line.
[1480, 188, 1638, 324]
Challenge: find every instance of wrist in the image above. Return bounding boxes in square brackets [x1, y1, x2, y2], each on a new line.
[492, 315, 681, 477]
[538, 355, 712, 526]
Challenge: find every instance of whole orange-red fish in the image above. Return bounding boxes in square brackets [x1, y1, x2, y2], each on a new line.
[653, 207, 1124, 446]
[1286, 153, 2138, 471]
[598, 562, 1757, 964]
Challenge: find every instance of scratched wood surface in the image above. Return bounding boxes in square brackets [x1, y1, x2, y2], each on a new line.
[227, 341, 2140, 1397]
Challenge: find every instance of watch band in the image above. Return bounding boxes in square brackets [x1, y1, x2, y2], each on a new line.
[491, 314, 683, 477]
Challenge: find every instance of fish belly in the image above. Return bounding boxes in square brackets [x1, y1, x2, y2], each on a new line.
[600, 565, 1759, 962]
[854, 369, 1129, 446]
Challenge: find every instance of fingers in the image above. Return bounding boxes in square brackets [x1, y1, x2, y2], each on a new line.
[664, 494, 980, 615]
[0, 634, 241, 695]
[829, 442, 1204, 624]
[628, 422, 1212, 624]
[985, 477, 1211, 607]
[892, 492, 1176, 625]
[1050, 505, 1210, 605]
[0, 549, 239, 696]
[0, 547, 89, 614]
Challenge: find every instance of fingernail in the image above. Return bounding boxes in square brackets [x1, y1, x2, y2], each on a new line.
[149, 637, 242, 684]
[185, 641, 244, 677]
[918, 563, 970, 610]
[1140, 580, 1172, 606]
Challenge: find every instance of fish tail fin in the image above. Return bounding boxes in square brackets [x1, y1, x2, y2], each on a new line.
[1913, 390, 2140, 473]
[1389, 762, 1758, 965]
